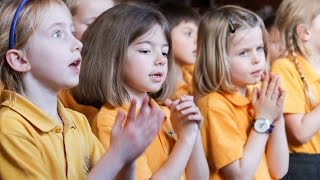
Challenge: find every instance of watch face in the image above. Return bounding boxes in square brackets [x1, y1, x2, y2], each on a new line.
[254, 119, 270, 133]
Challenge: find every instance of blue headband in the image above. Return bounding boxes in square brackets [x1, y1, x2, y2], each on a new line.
[9, 0, 29, 49]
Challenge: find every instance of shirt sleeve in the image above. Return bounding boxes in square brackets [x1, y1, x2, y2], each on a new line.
[0, 133, 50, 180]
[272, 60, 306, 113]
[202, 104, 245, 170]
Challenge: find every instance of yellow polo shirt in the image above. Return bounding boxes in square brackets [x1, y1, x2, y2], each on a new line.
[271, 54, 320, 153]
[197, 92, 272, 180]
[172, 64, 194, 100]
[58, 89, 99, 125]
[91, 99, 183, 180]
[0, 90, 104, 180]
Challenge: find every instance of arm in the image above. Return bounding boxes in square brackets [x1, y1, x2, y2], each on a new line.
[284, 107, 320, 144]
[185, 133, 209, 180]
[151, 96, 202, 180]
[221, 74, 286, 179]
[266, 116, 289, 179]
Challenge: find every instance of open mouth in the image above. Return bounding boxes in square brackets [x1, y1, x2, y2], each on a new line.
[68, 59, 81, 72]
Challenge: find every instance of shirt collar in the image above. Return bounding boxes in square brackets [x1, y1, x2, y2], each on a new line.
[1, 90, 76, 132]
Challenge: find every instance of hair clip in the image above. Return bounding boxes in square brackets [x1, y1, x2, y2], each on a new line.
[9, 0, 29, 49]
[228, 20, 236, 33]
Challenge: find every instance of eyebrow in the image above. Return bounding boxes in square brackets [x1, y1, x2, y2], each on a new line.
[134, 40, 168, 47]
[46, 22, 70, 31]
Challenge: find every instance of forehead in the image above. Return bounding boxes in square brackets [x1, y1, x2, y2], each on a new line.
[230, 26, 264, 46]
[132, 25, 168, 45]
[76, 0, 113, 18]
[175, 21, 198, 30]
[36, 3, 73, 30]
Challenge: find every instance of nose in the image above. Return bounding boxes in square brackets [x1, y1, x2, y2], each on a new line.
[155, 52, 167, 66]
[72, 36, 83, 52]
[251, 52, 262, 65]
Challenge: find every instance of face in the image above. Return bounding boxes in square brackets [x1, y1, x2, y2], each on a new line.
[228, 26, 266, 89]
[23, 3, 83, 92]
[307, 13, 320, 54]
[72, 0, 114, 40]
[123, 25, 169, 97]
[171, 21, 198, 65]
[268, 26, 285, 61]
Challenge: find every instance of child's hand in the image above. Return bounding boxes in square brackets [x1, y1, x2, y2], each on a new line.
[109, 96, 165, 164]
[251, 74, 284, 123]
[165, 95, 202, 141]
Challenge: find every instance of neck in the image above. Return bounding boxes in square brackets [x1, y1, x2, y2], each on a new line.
[21, 75, 62, 124]
[124, 87, 148, 109]
[303, 50, 320, 73]
[173, 62, 185, 83]
[237, 86, 247, 97]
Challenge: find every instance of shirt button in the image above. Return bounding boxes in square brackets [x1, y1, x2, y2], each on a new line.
[55, 127, 62, 133]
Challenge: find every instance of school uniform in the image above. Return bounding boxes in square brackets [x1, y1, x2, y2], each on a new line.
[272, 54, 320, 179]
[197, 91, 273, 180]
[91, 99, 185, 180]
[0, 90, 104, 180]
[58, 89, 99, 125]
[172, 64, 194, 100]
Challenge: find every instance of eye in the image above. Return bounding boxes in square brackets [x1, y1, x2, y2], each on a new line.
[239, 51, 247, 56]
[162, 52, 168, 57]
[138, 50, 151, 54]
[52, 30, 63, 38]
[184, 31, 192, 37]
[257, 46, 264, 52]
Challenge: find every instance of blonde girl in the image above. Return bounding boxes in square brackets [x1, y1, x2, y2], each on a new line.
[0, 0, 164, 179]
[193, 5, 289, 179]
[271, 0, 320, 178]
[72, 3, 209, 180]
[58, 0, 115, 123]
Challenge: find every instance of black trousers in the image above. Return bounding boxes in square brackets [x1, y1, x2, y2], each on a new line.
[281, 153, 320, 180]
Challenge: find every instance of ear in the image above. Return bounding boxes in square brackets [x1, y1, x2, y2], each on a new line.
[296, 23, 311, 41]
[6, 49, 31, 72]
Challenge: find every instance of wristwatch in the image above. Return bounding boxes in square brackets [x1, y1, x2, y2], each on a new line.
[253, 118, 274, 134]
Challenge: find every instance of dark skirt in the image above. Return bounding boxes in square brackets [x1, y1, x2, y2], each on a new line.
[281, 153, 320, 180]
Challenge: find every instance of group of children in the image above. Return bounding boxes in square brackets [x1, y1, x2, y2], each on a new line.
[0, 0, 319, 179]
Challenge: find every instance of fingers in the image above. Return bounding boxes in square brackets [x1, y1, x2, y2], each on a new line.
[126, 98, 137, 125]
[252, 87, 258, 104]
[112, 110, 126, 136]
[259, 73, 269, 98]
[265, 74, 278, 98]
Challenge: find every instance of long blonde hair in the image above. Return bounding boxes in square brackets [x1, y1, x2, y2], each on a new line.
[276, 0, 320, 107]
[0, 0, 66, 94]
[193, 5, 268, 96]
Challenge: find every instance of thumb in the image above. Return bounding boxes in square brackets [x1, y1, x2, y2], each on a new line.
[164, 99, 173, 108]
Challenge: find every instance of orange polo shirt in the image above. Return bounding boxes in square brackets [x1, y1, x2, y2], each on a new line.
[271, 54, 320, 153]
[0, 90, 104, 180]
[58, 89, 99, 125]
[197, 91, 272, 180]
[172, 64, 194, 100]
[91, 99, 183, 180]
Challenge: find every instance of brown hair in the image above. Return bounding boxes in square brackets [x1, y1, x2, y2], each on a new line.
[193, 5, 268, 96]
[276, 0, 320, 107]
[0, 0, 66, 94]
[72, 3, 174, 108]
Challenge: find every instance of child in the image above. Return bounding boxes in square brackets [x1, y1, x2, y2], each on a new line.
[159, 1, 199, 100]
[72, 3, 209, 180]
[0, 0, 165, 179]
[264, 15, 286, 62]
[193, 5, 289, 179]
[58, 0, 116, 123]
[64, 0, 115, 40]
[271, 0, 320, 179]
